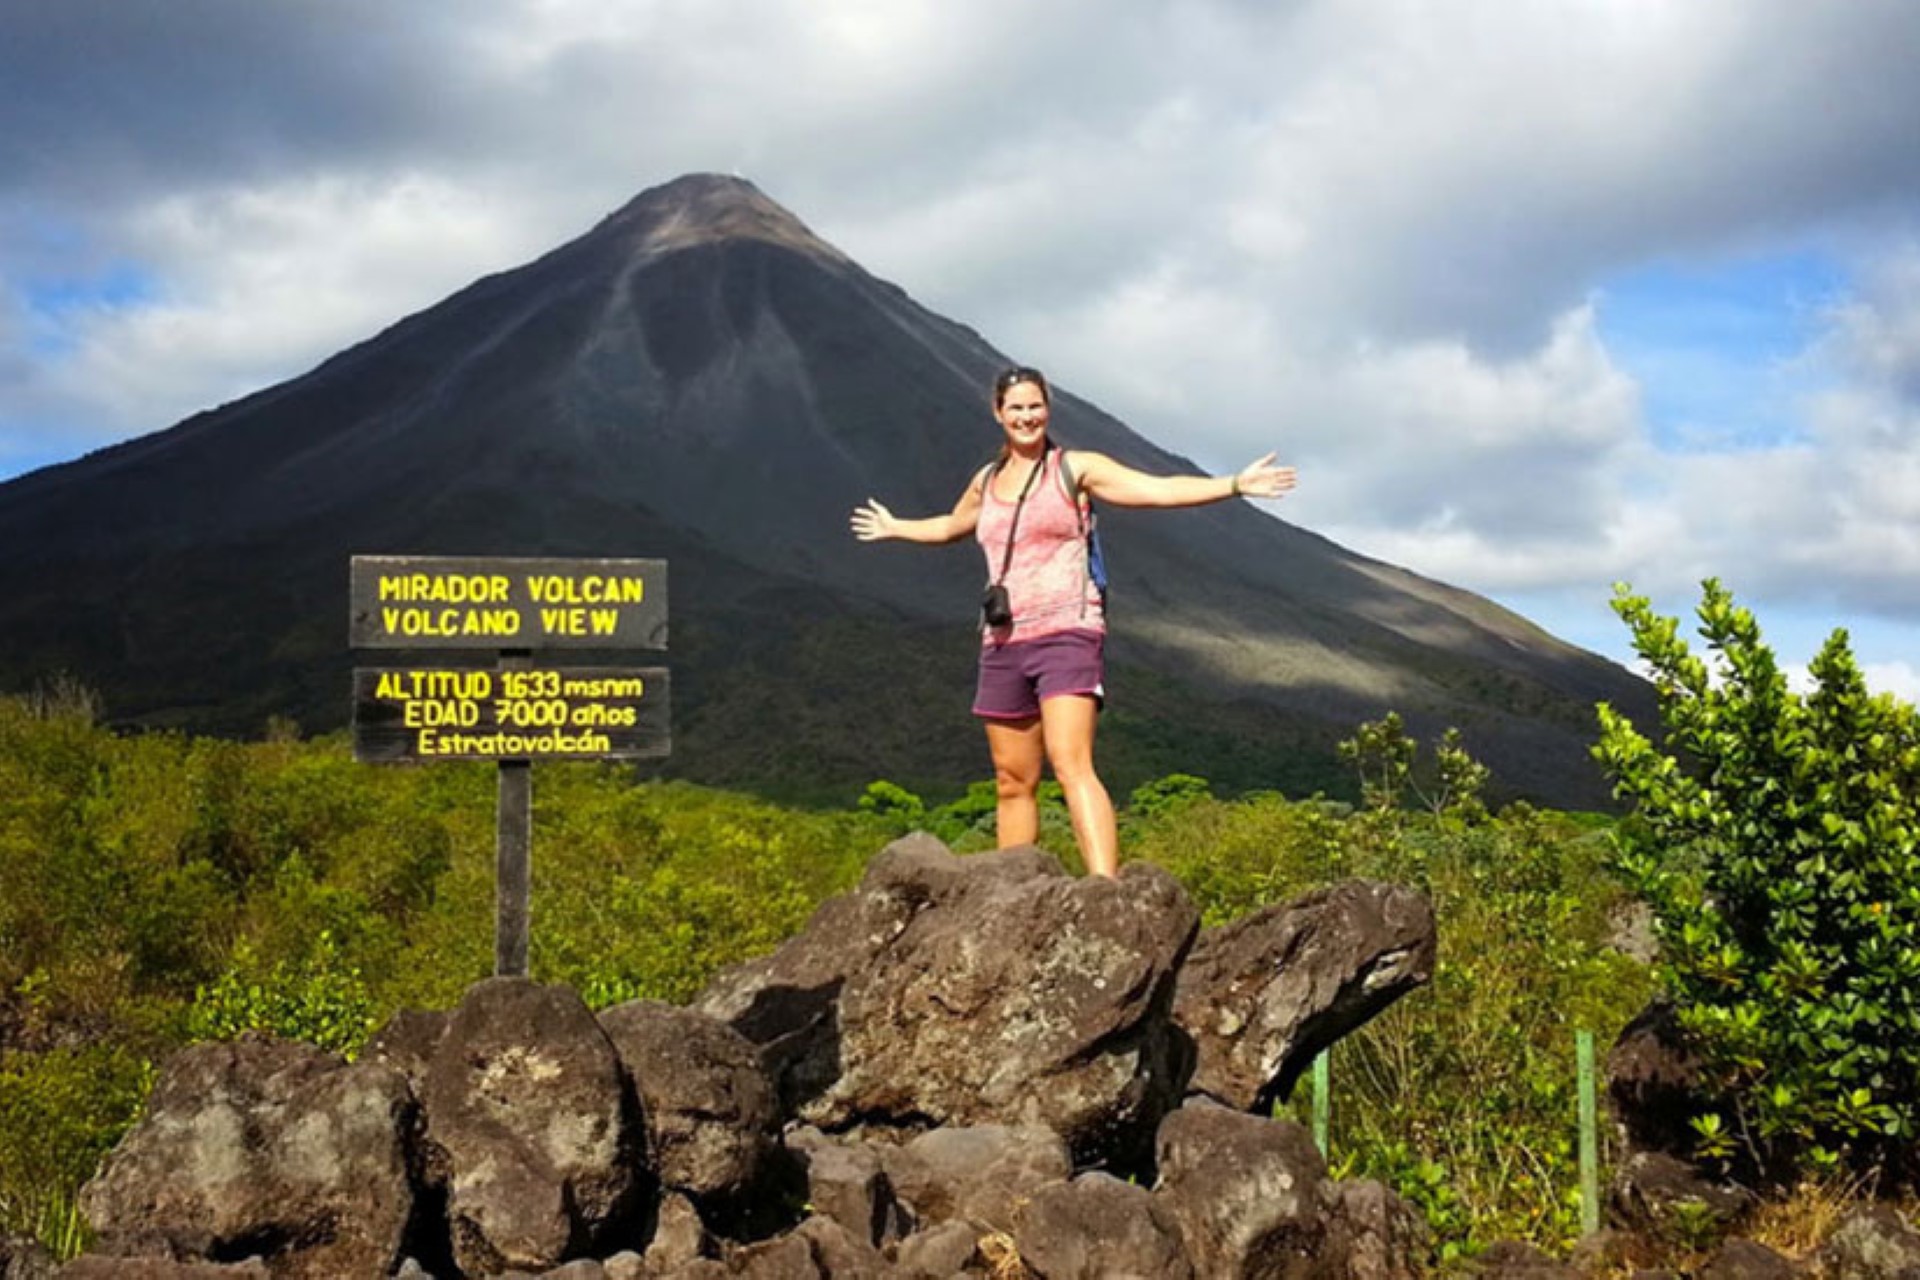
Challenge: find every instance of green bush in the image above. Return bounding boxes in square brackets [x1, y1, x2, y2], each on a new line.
[1127, 772, 1213, 821]
[857, 779, 926, 833]
[0, 1044, 154, 1253]
[1595, 580, 1920, 1181]
[184, 931, 377, 1057]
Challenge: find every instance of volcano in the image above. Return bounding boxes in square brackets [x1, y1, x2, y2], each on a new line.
[0, 174, 1647, 806]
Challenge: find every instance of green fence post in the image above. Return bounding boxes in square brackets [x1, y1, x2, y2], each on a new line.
[1313, 1049, 1331, 1157]
[1577, 1028, 1599, 1236]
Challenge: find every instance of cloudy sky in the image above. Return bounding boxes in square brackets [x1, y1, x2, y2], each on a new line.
[5, 0, 1919, 699]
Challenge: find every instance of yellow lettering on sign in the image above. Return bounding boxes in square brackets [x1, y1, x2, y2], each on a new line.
[526, 575, 645, 606]
[541, 608, 586, 636]
[569, 702, 642, 728]
[376, 671, 404, 697]
[402, 671, 493, 699]
[562, 676, 645, 698]
[415, 728, 615, 757]
[402, 699, 480, 728]
[380, 608, 523, 638]
[378, 574, 510, 603]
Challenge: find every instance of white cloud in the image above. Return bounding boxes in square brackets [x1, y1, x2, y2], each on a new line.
[1861, 662, 1920, 705]
[6, 174, 539, 446]
[1783, 660, 1920, 707]
[3, 0, 1920, 674]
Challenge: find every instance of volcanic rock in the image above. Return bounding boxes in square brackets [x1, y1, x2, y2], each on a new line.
[1013, 1173, 1192, 1280]
[1150, 1101, 1331, 1278]
[1172, 878, 1436, 1111]
[884, 1124, 1072, 1234]
[596, 1000, 776, 1203]
[419, 978, 640, 1277]
[693, 835, 1064, 1113]
[801, 860, 1197, 1165]
[76, 1038, 413, 1279]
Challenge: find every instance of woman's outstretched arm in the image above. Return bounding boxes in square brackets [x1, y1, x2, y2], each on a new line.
[851, 472, 986, 544]
[1069, 450, 1297, 509]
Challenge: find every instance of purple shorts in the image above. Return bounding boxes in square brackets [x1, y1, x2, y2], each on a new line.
[973, 628, 1107, 720]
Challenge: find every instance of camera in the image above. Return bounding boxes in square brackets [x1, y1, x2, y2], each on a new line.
[981, 583, 1013, 628]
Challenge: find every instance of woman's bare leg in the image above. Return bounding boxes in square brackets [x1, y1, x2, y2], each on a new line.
[984, 716, 1045, 847]
[1040, 694, 1118, 877]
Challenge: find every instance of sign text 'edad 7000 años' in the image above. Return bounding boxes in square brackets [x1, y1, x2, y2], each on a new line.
[349, 555, 668, 650]
[352, 666, 670, 762]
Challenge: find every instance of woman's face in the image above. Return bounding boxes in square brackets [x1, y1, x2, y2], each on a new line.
[995, 379, 1050, 450]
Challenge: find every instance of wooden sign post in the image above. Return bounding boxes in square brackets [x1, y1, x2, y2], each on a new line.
[349, 555, 669, 977]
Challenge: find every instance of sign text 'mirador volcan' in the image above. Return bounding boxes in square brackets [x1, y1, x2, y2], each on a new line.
[348, 555, 668, 651]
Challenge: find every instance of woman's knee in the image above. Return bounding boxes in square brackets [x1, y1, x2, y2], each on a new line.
[1045, 744, 1099, 787]
[995, 762, 1041, 798]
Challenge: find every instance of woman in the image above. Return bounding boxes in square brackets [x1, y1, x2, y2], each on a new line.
[849, 366, 1297, 877]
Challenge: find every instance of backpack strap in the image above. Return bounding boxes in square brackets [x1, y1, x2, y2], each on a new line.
[1056, 451, 1109, 602]
[1057, 451, 1089, 534]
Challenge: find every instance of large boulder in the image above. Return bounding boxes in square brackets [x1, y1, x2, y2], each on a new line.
[802, 860, 1199, 1165]
[1321, 1179, 1430, 1280]
[2, 1233, 56, 1280]
[1606, 1150, 1754, 1247]
[694, 835, 1063, 1115]
[596, 1000, 778, 1203]
[783, 1130, 911, 1252]
[885, 1125, 1072, 1234]
[1815, 1205, 1920, 1280]
[1012, 1173, 1193, 1280]
[76, 1038, 414, 1280]
[1150, 1101, 1330, 1278]
[361, 1008, 452, 1090]
[1607, 1001, 1711, 1159]
[1695, 1238, 1805, 1279]
[890, 1220, 983, 1278]
[636, 1195, 712, 1276]
[786, 1217, 891, 1279]
[1172, 880, 1435, 1111]
[55, 1261, 272, 1278]
[419, 978, 642, 1277]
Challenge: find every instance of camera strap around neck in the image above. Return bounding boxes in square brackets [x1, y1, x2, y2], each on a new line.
[994, 446, 1049, 585]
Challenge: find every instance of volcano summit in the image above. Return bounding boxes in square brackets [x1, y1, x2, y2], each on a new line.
[0, 173, 1645, 805]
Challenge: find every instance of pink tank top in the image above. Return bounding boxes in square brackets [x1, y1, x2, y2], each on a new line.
[976, 449, 1105, 644]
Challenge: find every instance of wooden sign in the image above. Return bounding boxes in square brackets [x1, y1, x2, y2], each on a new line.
[349, 551, 672, 978]
[352, 666, 670, 762]
[349, 555, 668, 650]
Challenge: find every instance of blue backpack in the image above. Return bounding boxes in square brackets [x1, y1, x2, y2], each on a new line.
[1057, 452, 1110, 605]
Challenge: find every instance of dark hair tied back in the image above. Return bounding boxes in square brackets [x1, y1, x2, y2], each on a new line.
[994, 365, 1050, 407]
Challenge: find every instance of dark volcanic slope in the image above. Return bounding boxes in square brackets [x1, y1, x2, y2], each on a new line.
[0, 174, 1647, 805]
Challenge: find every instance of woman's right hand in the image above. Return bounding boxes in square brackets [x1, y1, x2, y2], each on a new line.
[850, 499, 898, 541]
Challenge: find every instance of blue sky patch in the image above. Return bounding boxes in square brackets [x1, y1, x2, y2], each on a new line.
[17, 260, 159, 358]
[1596, 249, 1849, 454]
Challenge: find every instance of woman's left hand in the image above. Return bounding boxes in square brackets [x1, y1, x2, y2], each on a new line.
[1233, 453, 1298, 499]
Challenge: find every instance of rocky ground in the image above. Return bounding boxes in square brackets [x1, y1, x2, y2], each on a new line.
[14, 834, 1920, 1278]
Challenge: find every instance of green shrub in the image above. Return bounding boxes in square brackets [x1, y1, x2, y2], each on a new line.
[185, 931, 377, 1057]
[1125, 772, 1214, 824]
[0, 1044, 154, 1255]
[857, 779, 926, 834]
[1595, 580, 1920, 1182]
